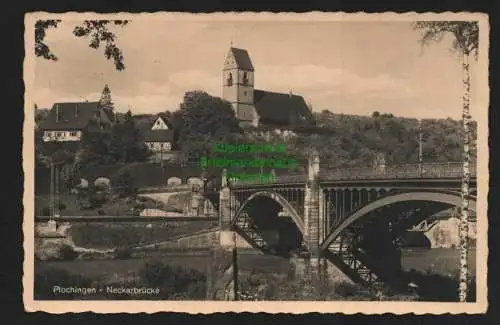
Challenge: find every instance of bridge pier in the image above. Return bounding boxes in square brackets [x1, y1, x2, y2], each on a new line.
[304, 151, 321, 257]
[218, 169, 248, 249]
[219, 169, 235, 231]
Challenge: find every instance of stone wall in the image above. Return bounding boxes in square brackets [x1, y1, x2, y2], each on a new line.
[425, 219, 477, 248]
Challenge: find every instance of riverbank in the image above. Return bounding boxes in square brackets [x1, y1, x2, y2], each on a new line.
[34, 246, 476, 301]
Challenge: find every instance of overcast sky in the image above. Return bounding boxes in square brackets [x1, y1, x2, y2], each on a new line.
[33, 18, 481, 120]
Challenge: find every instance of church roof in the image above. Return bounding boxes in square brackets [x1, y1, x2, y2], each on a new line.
[229, 47, 255, 71]
[254, 90, 313, 126]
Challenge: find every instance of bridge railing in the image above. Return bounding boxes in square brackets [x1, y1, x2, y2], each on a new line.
[233, 162, 476, 186]
[137, 162, 477, 190]
[230, 174, 306, 187]
[319, 161, 476, 181]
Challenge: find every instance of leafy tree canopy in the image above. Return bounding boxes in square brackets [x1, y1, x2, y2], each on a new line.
[413, 21, 479, 58]
[108, 110, 149, 163]
[176, 91, 242, 157]
[35, 19, 128, 70]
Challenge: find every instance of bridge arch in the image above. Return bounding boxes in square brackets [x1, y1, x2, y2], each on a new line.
[232, 190, 304, 234]
[320, 190, 477, 250]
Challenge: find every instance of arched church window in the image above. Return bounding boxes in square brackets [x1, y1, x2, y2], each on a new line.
[242, 72, 248, 85]
[227, 72, 233, 86]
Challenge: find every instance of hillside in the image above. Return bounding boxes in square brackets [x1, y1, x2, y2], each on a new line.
[248, 111, 477, 169]
[34, 109, 477, 194]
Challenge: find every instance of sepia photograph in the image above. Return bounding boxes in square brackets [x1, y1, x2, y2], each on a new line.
[23, 12, 489, 314]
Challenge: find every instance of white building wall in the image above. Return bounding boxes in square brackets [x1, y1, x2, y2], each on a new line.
[145, 141, 172, 152]
[43, 130, 82, 142]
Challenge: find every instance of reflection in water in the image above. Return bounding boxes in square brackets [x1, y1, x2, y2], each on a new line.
[399, 247, 477, 302]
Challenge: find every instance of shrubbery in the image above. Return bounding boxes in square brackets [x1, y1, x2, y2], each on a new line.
[36, 243, 79, 261]
[114, 247, 133, 259]
[139, 260, 207, 299]
[35, 267, 95, 300]
[59, 244, 79, 261]
[111, 168, 137, 198]
[35, 260, 208, 300]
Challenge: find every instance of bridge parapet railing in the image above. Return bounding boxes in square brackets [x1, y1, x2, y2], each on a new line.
[319, 162, 476, 181]
[231, 174, 306, 187]
[137, 162, 477, 191]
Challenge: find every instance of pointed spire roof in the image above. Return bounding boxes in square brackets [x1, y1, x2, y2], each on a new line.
[227, 47, 254, 71]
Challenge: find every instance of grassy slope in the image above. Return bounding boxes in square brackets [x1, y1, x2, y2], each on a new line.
[69, 221, 218, 249]
[35, 193, 188, 216]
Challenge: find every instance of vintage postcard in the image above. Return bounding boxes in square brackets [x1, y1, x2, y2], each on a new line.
[23, 12, 489, 314]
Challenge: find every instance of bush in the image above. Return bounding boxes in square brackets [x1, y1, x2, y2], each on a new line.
[114, 247, 133, 259]
[58, 203, 66, 211]
[59, 244, 79, 261]
[88, 192, 108, 208]
[139, 260, 207, 299]
[111, 169, 137, 198]
[35, 267, 95, 300]
[36, 242, 79, 261]
[402, 269, 477, 302]
[331, 282, 373, 299]
[134, 203, 146, 210]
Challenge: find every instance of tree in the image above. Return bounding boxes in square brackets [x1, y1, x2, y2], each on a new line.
[413, 21, 478, 302]
[177, 91, 242, 157]
[99, 84, 115, 122]
[79, 125, 111, 165]
[35, 19, 128, 71]
[108, 110, 148, 163]
[111, 168, 137, 198]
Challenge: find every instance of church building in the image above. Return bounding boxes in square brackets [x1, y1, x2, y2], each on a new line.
[222, 47, 314, 128]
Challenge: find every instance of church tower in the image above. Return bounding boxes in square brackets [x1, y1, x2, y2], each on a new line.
[222, 47, 259, 127]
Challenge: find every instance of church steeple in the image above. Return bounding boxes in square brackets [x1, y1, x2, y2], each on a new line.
[222, 47, 258, 126]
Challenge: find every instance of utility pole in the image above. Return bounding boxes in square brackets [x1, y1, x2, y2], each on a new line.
[160, 144, 165, 186]
[49, 162, 54, 220]
[55, 164, 59, 218]
[232, 231, 239, 301]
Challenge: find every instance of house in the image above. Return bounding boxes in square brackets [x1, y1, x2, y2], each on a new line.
[38, 101, 113, 142]
[142, 113, 175, 160]
[222, 47, 314, 127]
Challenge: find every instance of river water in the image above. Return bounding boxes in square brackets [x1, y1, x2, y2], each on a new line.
[400, 247, 476, 277]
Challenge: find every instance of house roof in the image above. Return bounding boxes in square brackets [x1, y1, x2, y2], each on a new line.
[253, 90, 313, 126]
[152, 113, 173, 128]
[228, 47, 254, 71]
[157, 112, 171, 121]
[101, 107, 116, 122]
[142, 129, 174, 142]
[38, 101, 110, 131]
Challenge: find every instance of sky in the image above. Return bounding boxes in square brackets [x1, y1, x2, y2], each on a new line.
[32, 18, 482, 120]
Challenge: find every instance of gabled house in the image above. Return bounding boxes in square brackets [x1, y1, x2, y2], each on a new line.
[142, 113, 175, 158]
[38, 101, 113, 142]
